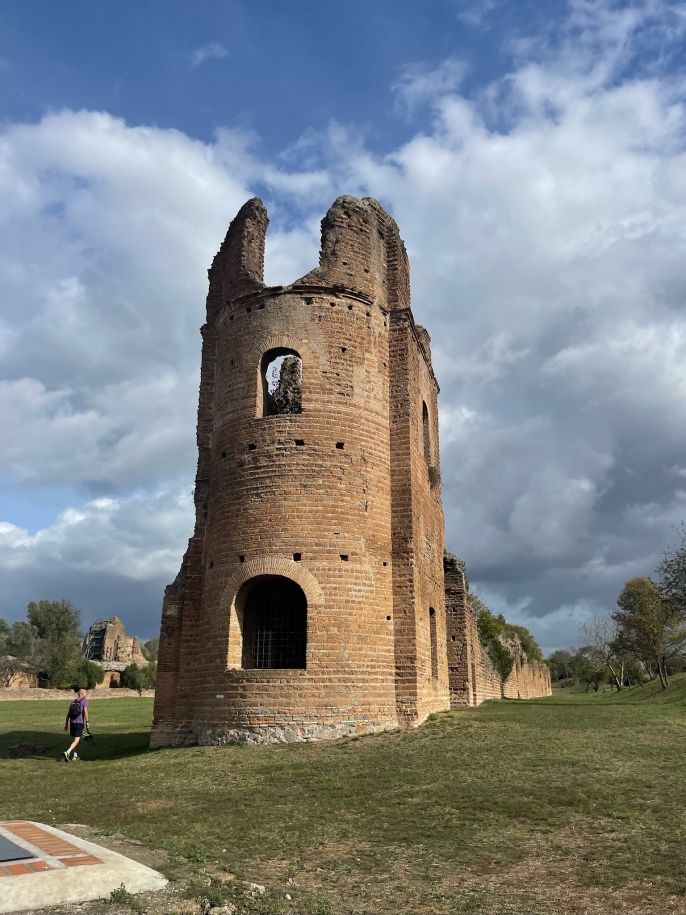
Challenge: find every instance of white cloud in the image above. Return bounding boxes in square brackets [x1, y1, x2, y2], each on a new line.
[2, 1, 686, 649]
[393, 58, 468, 114]
[189, 41, 229, 69]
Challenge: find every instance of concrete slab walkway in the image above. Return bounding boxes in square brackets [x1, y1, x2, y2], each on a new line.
[0, 821, 167, 913]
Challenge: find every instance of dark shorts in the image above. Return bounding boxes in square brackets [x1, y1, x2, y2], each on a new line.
[69, 722, 84, 738]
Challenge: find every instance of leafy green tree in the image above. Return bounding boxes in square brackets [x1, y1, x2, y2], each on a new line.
[142, 638, 159, 662]
[613, 576, 686, 689]
[143, 661, 157, 688]
[121, 663, 147, 694]
[570, 647, 606, 692]
[27, 599, 81, 642]
[547, 649, 573, 683]
[4, 621, 38, 659]
[27, 599, 82, 687]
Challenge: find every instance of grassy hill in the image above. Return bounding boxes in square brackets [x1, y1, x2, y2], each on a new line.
[0, 689, 684, 915]
[552, 670, 686, 706]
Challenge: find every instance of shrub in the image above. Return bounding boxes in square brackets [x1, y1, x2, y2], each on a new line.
[69, 658, 105, 690]
[121, 663, 147, 692]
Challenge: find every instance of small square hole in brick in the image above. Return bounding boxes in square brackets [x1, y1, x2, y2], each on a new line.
[246, 306, 252, 313]
[341, 346, 347, 353]
[386, 615, 392, 621]
[382, 561, 388, 566]
[340, 554, 349, 561]
[293, 553, 302, 562]
[295, 439, 305, 446]
[248, 443, 257, 451]
[222, 451, 226, 458]
[209, 561, 214, 569]
[239, 555, 245, 563]
[336, 442, 345, 449]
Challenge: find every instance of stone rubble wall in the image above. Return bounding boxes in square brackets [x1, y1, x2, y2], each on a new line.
[443, 553, 552, 707]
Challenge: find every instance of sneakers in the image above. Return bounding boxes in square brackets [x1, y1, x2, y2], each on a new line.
[63, 750, 71, 763]
[72, 752, 78, 760]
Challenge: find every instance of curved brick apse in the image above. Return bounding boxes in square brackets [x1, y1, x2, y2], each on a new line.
[150, 196, 450, 746]
[150, 196, 550, 748]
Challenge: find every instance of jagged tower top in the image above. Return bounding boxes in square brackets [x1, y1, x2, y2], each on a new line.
[206, 195, 412, 321]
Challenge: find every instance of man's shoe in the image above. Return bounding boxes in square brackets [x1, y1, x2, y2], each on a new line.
[63, 750, 71, 762]
[72, 752, 78, 760]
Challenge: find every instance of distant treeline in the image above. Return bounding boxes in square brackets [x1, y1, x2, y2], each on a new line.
[0, 599, 158, 690]
[548, 527, 686, 691]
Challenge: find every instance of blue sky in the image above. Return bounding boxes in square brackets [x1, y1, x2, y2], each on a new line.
[1, 0, 686, 652]
[2, 1, 559, 149]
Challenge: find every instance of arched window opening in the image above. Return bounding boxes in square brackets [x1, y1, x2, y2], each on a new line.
[240, 577, 307, 669]
[261, 348, 302, 416]
[429, 607, 438, 680]
[422, 401, 431, 463]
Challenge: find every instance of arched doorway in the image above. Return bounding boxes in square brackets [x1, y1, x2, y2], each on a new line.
[239, 576, 307, 669]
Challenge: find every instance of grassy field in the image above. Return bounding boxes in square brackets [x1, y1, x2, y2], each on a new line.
[1, 678, 685, 915]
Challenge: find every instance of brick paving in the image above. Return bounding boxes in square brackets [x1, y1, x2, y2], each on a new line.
[0, 821, 102, 878]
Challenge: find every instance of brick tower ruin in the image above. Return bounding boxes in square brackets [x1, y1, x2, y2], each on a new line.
[150, 195, 450, 746]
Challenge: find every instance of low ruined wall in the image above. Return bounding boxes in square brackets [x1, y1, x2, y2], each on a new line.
[0, 687, 154, 701]
[444, 553, 552, 708]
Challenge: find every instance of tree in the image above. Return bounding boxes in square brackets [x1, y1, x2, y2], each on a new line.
[0, 619, 39, 686]
[142, 638, 159, 662]
[0, 617, 10, 650]
[69, 658, 105, 690]
[657, 524, 686, 612]
[579, 615, 624, 691]
[27, 599, 80, 642]
[613, 576, 686, 689]
[548, 649, 574, 683]
[27, 599, 82, 688]
[121, 663, 147, 694]
[570, 646, 607, 693]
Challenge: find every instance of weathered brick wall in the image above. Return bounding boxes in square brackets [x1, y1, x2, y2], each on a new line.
[151, 196, 450, 747]
[444, 553, 552, 707]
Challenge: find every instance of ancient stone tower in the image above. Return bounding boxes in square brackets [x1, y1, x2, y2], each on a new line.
[150, 195, 449, 746]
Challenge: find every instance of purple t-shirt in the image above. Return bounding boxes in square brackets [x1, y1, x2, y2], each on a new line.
[69, 697, 88, 725]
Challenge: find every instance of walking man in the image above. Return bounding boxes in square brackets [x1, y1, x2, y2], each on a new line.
[63, 688, 89, 762]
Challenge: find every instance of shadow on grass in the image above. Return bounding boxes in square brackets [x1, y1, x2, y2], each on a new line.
[0, 730, 151, 761]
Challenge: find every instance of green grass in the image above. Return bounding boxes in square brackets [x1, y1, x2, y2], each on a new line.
[1, 679, 685, 914]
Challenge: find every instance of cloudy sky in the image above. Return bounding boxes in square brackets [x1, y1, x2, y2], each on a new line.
[1, 0, 685, 653]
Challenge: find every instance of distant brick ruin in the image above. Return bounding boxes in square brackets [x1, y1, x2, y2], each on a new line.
[82, 616, 147, 687]
[151, 195, 550, 748]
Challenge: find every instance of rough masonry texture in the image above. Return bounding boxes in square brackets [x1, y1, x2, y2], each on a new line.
[151, 196, 549, 748]
[444, 553, 551, 706]
[82, 616, 147, 687]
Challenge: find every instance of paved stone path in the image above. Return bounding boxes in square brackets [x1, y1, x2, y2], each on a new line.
[0, 821, 166, 913]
